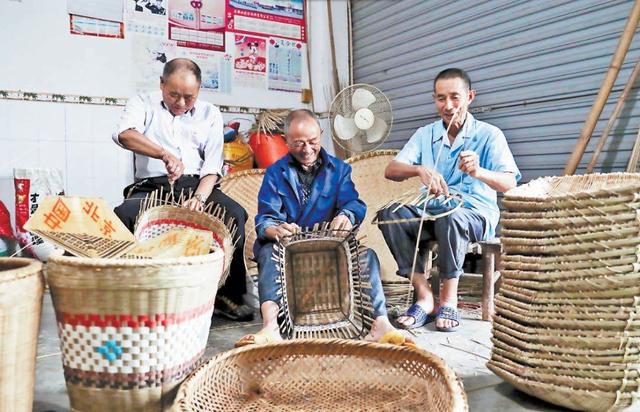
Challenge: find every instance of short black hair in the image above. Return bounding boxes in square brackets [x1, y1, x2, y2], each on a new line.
[433, 68, 471, 90]
[162, 58, 201, 83]
[284, 109, 321, 135]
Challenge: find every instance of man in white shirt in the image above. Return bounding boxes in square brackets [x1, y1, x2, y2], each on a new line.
[113, 58, 253, 322]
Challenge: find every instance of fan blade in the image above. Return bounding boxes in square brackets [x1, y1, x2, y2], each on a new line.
[334, 115, 359, 140]
[352, 88, 376, 110]
[366, 117, 388, 143]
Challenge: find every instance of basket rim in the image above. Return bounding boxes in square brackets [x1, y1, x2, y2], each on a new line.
[175, 338, 468, 411]
[48, 248, 224, 268]
[0, 257, 43, 284]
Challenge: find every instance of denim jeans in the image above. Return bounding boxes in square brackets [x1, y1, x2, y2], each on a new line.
[377, 206, 486, 279]
[256, 242, 388, 317]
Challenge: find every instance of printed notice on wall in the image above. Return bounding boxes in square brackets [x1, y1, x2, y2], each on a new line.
[67, 0, 124, 22]
[168, 0, 225, 51]
[125, 0, 168, 37]
[70, 15, 125, 38]
[268, 37, 302, 92]
[226, 0, 305, 42]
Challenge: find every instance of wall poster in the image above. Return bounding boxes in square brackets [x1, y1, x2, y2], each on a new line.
[267, 36, 302, 92]
[168, 0, 226, 51]
[226, 0, 305, 41]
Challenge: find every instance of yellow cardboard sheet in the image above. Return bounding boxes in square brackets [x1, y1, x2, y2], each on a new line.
[24, 196, 136, 258]
[127, 227, 212, 258]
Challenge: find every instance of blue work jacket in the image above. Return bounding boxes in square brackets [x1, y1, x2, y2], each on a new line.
[254, 148, 366, 256]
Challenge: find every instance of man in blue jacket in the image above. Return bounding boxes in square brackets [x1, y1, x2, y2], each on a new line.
[236, 109, 402, 346]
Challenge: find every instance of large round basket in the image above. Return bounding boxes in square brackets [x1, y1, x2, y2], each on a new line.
[174, 339, 468, 411]
[0, 258, 44, 412]
[47, 251, 225, 412]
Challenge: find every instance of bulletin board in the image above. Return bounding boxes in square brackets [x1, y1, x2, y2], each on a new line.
[0, 0, 308, 111]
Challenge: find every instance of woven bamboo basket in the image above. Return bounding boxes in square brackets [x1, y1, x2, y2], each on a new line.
[47, 251, 225, 412]
[487, 363, 637, 411]
[273, 226, 374, 339]
[501, 222, 635, 239]
[491, 336, 640, 367]
[174, 339, 468, 412]
[134, 204, 236, 287]
[219, 169, 265, 278]
[502, 236, 640, 255]
[504, 173, 640, 202]
[500, 223, 636, 246]
[0, 258, 44, 412]
[491, 173, 640, 411]
[346, 150, 419, 285]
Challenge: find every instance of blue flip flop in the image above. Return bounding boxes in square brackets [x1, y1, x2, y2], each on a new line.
[396, 303, 435, 330]
[435, 306, 461, 332]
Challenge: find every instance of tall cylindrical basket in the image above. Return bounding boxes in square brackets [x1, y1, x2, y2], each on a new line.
[47, 251, 225, 412]
[0, 257, 45, 412]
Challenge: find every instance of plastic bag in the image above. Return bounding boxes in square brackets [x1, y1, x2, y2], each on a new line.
[14, 168, 65, 261]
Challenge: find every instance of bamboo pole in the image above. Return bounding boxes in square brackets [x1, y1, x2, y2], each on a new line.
[586, 60, 640, 173]
[326, 0, 348, 160]
[626, 127, 640, 172]
[305, 1, 315, 112]
[564, 0, 640, 175]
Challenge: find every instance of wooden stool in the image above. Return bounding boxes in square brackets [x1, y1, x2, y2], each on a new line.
[427, 239, 502, 321]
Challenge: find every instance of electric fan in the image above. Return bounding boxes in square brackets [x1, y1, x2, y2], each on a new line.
[329, 84, 393, 153]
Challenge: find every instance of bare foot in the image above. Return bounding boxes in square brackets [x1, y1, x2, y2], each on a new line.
[235, 326, 282, 347]
[364, 316, 397, 341]
[364, 316, 416, 347]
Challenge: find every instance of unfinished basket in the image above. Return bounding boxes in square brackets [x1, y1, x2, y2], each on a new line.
[134, 203, 236, 287]
[47, 251, 225, 412]
[273, 225, 373, 339]
[174, 339, 468, 412]
[0, 258, 44, 412]
[219, 169, 265, 278]
[491, 173, 640, 411]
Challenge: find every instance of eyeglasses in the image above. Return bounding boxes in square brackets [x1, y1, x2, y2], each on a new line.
[287, 138, 321, 149]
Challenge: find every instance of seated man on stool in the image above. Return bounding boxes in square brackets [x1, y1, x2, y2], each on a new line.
[112, 58, 253, 322]
[236, 109, 408, 346]
[378, 68, 520, 332]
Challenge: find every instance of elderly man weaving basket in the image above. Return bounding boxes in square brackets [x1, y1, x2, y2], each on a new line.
[236, 109, 408, 346]
[379, 68, 520, 332]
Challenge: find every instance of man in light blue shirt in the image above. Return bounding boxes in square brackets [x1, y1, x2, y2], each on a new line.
[378, 68, 520, 332]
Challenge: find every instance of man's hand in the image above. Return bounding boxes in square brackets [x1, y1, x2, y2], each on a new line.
[161, 150, 185, 182]
[330, 214, 353, 233]
[459, 150, 480, 177]
[417, 167, 449, 196]
[264, 222, 301, 242]
[183, 196, 204, 212]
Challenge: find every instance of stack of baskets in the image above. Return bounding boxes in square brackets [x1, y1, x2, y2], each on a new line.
[487, 173, 640, 411]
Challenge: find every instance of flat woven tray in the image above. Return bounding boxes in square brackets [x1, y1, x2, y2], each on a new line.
[174, 339, 468, 411]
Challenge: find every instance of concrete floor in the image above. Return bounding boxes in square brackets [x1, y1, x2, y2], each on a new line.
[33, 292, 567, 412]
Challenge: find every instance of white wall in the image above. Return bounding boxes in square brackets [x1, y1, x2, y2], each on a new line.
[0, 0, 349, 235]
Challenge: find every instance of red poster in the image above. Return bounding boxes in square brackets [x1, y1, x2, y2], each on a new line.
[168, 0, 226, 51]
[226, 0, 306, 42]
